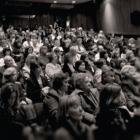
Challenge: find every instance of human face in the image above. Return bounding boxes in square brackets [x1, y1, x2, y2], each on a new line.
[120, 61, 126, 69]
[9, 70, 18, 83]
[113, 91, 124, 107]
[62, 78, 69, 93]
[8, 92, 16, 107]
[104, 71, 115, 83]
[30, 56, 36, 63]
[45, 38, 49, 44]
[80, 76, 92, 92]
[68, 56, 73, 64]
[5, 51, 11, 56]
[52, 54, 58, 63]
[34, 67, 41, 76]
[5, 58, 13, 67]
[78, 62, 85, 71]
[67, 97, 83, 121]
[28, 48, 33, 54]
[42, 48, 47, 54]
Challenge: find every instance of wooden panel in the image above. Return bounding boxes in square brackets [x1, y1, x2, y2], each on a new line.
[97, 0, 140, 35]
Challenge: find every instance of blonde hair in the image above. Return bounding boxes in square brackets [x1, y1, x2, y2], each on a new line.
[121, 65, 136, 79]
[25, 53, 36, 65]
[3, 67, 17, 79]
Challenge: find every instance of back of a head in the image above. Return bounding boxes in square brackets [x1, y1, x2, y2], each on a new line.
[100, 83, 121, 112]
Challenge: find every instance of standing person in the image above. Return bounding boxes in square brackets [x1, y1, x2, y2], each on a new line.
[66, 16, 71, 28]
[54, 17, 60, 29]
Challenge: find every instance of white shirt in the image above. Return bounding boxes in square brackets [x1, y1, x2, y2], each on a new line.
[23, 41, 34, 48]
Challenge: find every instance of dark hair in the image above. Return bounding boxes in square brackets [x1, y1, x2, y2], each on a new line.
[24, 47, 34, 59]
[75, 60, 84, 71]
[1, 82, 18, 108]
[48, 52, 57, 62]
[100, 83, 121, 112]
[3, 47, 11, 56]
[80, 54, 87, 61]
[30, 62, 40, 71]
[100, 50, 107, 59]
[53, 73, 67, 90]
[64, 53, 71, 64]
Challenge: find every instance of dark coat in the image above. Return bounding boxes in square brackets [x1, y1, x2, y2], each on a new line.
[121, 80, 139, 111]
[62, 63, 75, 77]
[71, 88, 99, 124]
[43, 89, 64, 130]
[54, 120, 93, 140]
[26, 75, 49, 103]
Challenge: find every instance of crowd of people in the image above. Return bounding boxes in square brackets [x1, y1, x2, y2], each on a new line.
[0, 23, 140, 140]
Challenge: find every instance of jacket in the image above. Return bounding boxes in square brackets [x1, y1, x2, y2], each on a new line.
[26, 75, 49, 103]
[43, 89, 64, 130]
[71, 88, 99, 124]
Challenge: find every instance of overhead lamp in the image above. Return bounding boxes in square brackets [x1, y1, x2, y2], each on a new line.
[54, 1, 57, 3]
[72, 1, 76, 3]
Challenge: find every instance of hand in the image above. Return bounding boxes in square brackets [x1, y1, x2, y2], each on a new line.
[25, 97, 32, 104]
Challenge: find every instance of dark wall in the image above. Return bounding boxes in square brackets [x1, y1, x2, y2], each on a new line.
[96, 0, 140, 35]
[0, 2, 97, 30]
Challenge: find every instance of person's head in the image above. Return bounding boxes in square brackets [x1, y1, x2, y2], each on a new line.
[111, 50, 120, 59]
[74, 73, 92, 92]
[4, 56, 14, 67]
[54, 39, 60, 47]
[116, 58, 127, 70]
[52, 72, 69, 92]
[102, 67, 115, 84]
[77, 38, 82, 45]
[94, 58, 105, 69]
[75, 60, 85, 72]
[64, 53, 73, 64]
[24, 46, 34, 58]
[126, 50, 134, 61]
[22, 124, 47, 140]
[57, 95, 83, 125]
[129, 38, 135, 44]
[98, 45, 104, 52]
[69, 46, 77, 56]
[43, 37, 49, 44]
[100, 50, 108, 59]
[121, 65, 136, 80]
[3, 47, 11, 56]
[25, 53, 37, 66]
[71, 36, 77, 42]
[88, 51, 95, 61]
[3, 67, 18, 83]
[122, 45, 128, 54]
[1, 82, 18, 108]
[48, 52, 58, 64]
[100, 83, 124, 113]
[80, 53, 88, 61]
[30, 62, 41, 77]
[39, 46, 48, 55]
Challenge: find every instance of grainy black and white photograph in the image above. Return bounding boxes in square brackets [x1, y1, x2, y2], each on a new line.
[0, 0, 140, 140]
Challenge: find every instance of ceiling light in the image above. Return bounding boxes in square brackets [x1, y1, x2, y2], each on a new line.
[72, 1, 76, 4]
[54, 1, 57, 3]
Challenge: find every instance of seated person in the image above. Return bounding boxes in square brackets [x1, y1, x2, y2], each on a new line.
[26, 62, 49, 103]
[45, 52, 62, 80]
[2, 67, 32, 104]
[43, 72, 69, 130]
[71, 73, 99, 124]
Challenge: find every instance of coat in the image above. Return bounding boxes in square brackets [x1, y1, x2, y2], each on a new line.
[43, 89, 64, 130]
[26, 75, 49, 103]
[54, 120, 93, 140]
[121, 80, 139, 111]
[71, 88, 99, 124]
